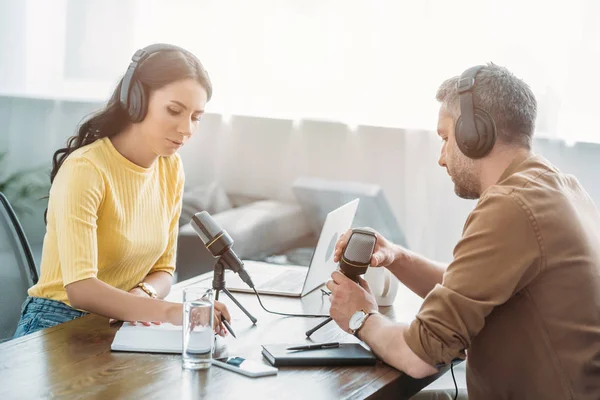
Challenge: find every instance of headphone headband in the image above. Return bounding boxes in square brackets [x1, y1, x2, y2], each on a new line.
[457, 65, 484, 94]
[457, 65, 484, 149]
[119, 43, 188, 113]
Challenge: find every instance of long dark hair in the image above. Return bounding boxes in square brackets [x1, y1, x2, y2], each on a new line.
[45, 48, 212, 222]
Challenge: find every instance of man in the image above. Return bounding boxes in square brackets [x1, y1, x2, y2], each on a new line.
[327, 63, 600, 399]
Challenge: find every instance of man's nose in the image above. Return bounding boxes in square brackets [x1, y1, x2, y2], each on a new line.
[438, 151, 446, 167]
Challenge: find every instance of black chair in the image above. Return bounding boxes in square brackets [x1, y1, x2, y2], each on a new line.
[0, 192, 38, 342]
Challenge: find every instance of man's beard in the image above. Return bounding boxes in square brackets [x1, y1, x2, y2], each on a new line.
[452, 176, 480, 199]
[448, 158, 481, 200]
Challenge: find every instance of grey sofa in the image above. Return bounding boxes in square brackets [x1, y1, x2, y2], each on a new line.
[174, 194, 312, 282]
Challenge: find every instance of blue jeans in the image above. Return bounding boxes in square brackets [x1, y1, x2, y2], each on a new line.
[12, 297, 87, 339]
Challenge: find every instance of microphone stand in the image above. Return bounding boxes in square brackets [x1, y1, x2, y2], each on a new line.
[305, 274, 360, 337]
[212, 258, 257, 324]
[306, 229, 376, 337]
[305, 316, 332, 337]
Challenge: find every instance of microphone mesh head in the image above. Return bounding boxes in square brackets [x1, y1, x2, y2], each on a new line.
[344, 230, 376, 266]
[191, 211, 222, 244]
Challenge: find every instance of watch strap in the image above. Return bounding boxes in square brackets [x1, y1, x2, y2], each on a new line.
[350, 309, 379, 337]
[137, 282, 157, 298]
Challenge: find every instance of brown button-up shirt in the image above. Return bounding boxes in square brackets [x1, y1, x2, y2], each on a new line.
[404, 154, 600, 399]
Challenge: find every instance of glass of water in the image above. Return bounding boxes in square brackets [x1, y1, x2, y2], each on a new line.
[182, 286, 214, 370]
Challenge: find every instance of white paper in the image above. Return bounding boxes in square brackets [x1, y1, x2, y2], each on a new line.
[111, 322, 183, 354]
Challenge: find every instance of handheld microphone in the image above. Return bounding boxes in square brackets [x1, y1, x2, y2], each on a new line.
[305, 228, 377, 337]
[339, 228, 377, 282]
[190, 211, 255, 289]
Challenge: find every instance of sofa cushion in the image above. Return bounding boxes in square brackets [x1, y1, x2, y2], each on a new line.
[213, 200, 311, 258]
[179, 182, 232, 226]
[176, 200, 312, 281]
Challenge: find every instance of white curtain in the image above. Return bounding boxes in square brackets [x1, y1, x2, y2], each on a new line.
[2, 0, 599, 143]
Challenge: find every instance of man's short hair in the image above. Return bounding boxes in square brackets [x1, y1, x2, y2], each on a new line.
[436, 63, 537, 149]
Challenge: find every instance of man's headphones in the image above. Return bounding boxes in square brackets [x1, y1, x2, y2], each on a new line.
[119, 43, 190, 123]
[455, 65, 497, 159]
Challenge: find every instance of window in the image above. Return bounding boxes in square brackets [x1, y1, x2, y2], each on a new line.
[2, 0, 599, 143]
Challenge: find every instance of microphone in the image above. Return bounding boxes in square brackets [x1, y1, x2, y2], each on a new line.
[339, 228, 377, 282]
[190, 211, 255, 289]
[305, 228, 377, 337]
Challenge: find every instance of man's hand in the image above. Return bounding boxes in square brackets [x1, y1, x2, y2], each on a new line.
[333, 228, 399, 268]
[109, 287, 161, 326]
[326, 270, 379, 332]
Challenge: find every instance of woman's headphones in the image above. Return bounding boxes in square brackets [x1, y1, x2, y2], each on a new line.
[455, 65, 497, 159]
[119, 43, 189, 123]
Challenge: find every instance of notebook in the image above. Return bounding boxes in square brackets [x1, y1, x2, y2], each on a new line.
[261, 343, 377, 367]
[111, 322, 183, 353]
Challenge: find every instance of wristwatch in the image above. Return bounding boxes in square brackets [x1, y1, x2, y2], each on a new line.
[348, 309, 379, 337]
[137, 282, 158, 299]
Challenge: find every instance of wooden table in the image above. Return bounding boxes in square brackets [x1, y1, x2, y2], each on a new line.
[0, 272, 448, 399]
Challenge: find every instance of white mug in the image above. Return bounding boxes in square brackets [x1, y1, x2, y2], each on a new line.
[364, 267, 399, 307]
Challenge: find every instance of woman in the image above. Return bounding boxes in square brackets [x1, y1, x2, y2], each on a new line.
[13, 43, 231, 338]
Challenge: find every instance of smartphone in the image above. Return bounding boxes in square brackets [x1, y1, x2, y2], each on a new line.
[212, 356, 278, 377]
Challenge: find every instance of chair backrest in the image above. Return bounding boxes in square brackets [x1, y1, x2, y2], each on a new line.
[0, 192, 38, 341]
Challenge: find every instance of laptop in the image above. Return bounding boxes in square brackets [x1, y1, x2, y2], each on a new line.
[225, 198, 359, 297]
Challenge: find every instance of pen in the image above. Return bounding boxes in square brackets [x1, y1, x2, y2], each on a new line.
[222, 319, 236, 339]
[286, 342, 339, 351]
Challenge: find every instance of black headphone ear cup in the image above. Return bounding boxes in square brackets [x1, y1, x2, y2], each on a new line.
[127, 79, 148, 123]
[455, 109, 496, 159]
[122, 44, 189, 123]
[455, 115, 474, 156]
[473, 108, 496, 157]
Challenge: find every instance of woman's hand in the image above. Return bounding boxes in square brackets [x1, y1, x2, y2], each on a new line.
[213, 301, 232, 337]
[182, 300, 232, 337]
[165, 299, 232, 337]
[108, 287, 162, 326]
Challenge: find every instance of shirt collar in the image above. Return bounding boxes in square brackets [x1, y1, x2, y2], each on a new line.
[497, 152, 534, 183]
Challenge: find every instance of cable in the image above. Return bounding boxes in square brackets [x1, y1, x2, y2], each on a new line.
[451, 361, 458, 400]
[253, 288, 330, 318]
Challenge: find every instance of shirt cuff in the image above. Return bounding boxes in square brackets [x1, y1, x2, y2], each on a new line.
[404, 317, 462, 368]
[62, 270, 97, 287]
[150, 265, 176, 276]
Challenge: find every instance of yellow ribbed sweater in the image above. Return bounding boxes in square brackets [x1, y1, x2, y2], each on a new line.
[28, 137, 184, 306]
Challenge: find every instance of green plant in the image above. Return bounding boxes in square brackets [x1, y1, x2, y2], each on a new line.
[0, 152, 51, 219]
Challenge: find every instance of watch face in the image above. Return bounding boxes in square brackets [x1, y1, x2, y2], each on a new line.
[349, 311, 366, 331]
